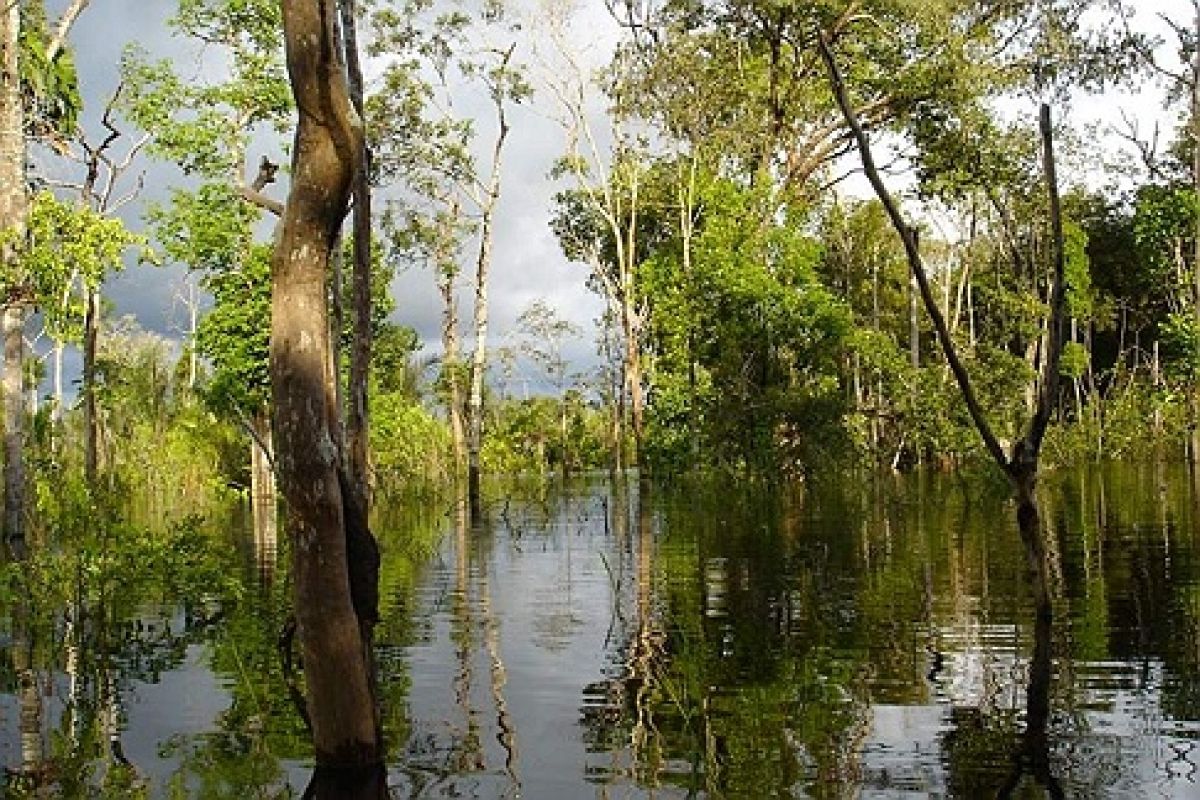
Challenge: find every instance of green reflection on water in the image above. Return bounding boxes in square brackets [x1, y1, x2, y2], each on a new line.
[5, 465, 1200, 797]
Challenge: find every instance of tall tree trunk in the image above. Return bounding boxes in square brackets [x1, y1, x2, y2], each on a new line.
[4, 304, 25, 554]
[274, 0, 381, 770]
[467, 210, 493, 523]
[1, 0, 26, 556]
[341, 0, 372, 510]
[467, 66, 512, 524]
[1191, 5, 1200, 462]
[439, 204, 466, 477]
[623, 293, 644, 471]
[83, 288, 99, 484]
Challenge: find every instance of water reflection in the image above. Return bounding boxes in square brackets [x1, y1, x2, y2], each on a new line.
[391, 468, 1200, 797]
[6, 466, 1200, 796]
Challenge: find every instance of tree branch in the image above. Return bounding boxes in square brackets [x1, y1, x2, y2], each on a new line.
[45, 0, 89, 63]
[239, 156, 284, 216]
[817, 28, 1011, 471]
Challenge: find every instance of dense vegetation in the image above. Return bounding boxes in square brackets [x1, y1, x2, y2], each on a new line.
[0, 0, 1193, 498]
[4, 0, 1200, 792]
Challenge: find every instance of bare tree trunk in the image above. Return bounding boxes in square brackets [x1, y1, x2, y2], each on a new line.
[83, 288, 99, 484]
[274, 0, 381, 770]
[467, 214, 492, 523]
[1191, 5, 1200, 462]
[1, 0, 26, 556]
[439, 205, 467, 478]
[4, 304, 26, 553]
[624, 293, 644, 471]
[52, 340, 64, 425]
[467, 55, 513, 524]
[249, 409, 276, 513]
[441, 274, 467, 475]
[341, 0, 372, 510]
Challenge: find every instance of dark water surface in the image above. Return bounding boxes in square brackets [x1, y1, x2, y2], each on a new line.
[5, 465, 1200, 797]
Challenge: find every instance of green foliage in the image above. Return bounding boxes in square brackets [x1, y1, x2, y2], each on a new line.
[19, 2, 82, 144]
[84, 317, 244, 511]
[120, 0, 288, 178]
[21, 191, 149, 341]
[195, 244, 272, 417]
[1162, 312, 1200, 380]
[371, 392, 452, 490]
[640, 170, 852, 473]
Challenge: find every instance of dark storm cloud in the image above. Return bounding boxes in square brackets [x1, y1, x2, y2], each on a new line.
[52, 0, 610, 395]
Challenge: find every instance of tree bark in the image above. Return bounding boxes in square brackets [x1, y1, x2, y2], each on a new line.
[274, 0, 380, 769]
[3, 304, 25, 554]
[83, 287, 99, 483]
[341, 0, 372, 510]
[1, 0, 26, 556]
[466, 51, 513, 524]
[1191, 4, 1200, 462]
[441, 270, 466, 476]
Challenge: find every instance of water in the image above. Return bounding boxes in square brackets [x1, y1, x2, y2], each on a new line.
[4, 464, 1200, 797]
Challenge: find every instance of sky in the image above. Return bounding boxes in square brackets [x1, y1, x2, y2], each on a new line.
[41, 0, 618, 398]
[35, 0, 1195, 400]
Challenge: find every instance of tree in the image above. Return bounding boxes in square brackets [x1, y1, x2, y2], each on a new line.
[2, 0, 88, 555]
[369, 0, 530, 522]
[273, 0, 382, 778]
[122, 0, 291, 516]
[514, 298, 582, 474]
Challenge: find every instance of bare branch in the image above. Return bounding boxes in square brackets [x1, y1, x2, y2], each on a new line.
[239, 156, 284, 216]
[45, 0, 90, 63]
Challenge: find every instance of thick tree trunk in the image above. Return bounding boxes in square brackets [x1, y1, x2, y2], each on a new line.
[274, 0, 381, 769]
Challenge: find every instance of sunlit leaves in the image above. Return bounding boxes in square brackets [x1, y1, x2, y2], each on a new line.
[17, 192, 149, 341]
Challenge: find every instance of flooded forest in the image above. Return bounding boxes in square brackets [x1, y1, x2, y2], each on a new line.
[5, 0, 1200, 797]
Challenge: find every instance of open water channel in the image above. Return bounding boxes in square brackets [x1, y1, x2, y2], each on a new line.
[3, 464, 1200, 797]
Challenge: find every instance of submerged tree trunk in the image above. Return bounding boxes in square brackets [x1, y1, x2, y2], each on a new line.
[274, 0, 381, 770]
[467, 219, 491, 523]
[822, 28, 1071, 788]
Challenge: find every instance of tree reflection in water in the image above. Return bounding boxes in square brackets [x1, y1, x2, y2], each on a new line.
[7, 466, 1200, 795]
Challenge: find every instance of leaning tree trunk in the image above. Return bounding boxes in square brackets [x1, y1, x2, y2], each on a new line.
[1, 0, 26, 555]
[274, 0, 381, 770]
